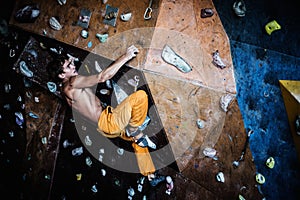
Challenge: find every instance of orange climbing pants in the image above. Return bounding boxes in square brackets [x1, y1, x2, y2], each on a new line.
[97, 90, 155, 176]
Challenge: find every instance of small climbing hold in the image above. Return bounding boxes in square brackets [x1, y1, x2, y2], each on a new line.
[57, 0, 66, 6]
[165, 176, 174, 195]
[100, 89, 110, 95]
[28, 112, 39, 119]
[101, 169, 106, 176]
[266, 156, 275, 169]
[20, 61, 33, 78]
[295, 115, 300, 136]
[117, 148, 124, 155]
[120, 12, 132, 21]
[95, 61, 102, 72]
[76, 173, 82, 181]
[212, 50, 227, 69]
[96, 33, 109, 43]
[106, 80, 112, 88]
[220, 93, 235, 112]
[128, 187, 135, 197]
[233, 0, 246, 17]
[14, 4, 40, 23]
[41, 137, 47, 144]
[87, 41, 92, 48]
[91, 184, 98, 193]
[203, 147, 217, 158]
[255, 173, 265, 184]
[81, 29, 89, 38]
[85, 135, 92, 146]
[86, 156, 92, 167]
[196, 118, 205, 129]
[47, 82, 57, 93]
[63, 139, 73, 148]
[15, 112, 24, 126]
[265, 20, 281, 35]
[4, 83, 11, 93]
[72, 146, 83, 156]
[216, 172, 225, 183]
[49, 16, 62, 30]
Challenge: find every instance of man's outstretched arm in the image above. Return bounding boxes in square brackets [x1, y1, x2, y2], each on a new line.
[98, 45, 139, 82]
[73, 45, 139, 88]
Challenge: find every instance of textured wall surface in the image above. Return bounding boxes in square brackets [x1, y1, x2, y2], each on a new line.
[213, 0, 300, 199]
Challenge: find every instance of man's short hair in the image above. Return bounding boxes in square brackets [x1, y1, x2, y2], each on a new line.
[47, 55, 65, 83]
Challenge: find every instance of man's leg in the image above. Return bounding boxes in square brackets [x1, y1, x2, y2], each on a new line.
[97, 90, 147, 136]
[98, 90, 157, 176]
[131, 142, 155, 177]
[126, 89, 148, 127]
[103, 90, 148, 131]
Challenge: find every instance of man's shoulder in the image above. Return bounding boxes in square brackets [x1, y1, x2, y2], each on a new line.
[64, 76, 77, 87]
[70, 75, 78, 83]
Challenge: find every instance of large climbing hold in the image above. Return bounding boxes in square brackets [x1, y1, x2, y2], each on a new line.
[161, 44, 192, 73]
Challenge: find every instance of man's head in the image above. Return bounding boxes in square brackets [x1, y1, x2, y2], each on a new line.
[47, 55, 78, 82]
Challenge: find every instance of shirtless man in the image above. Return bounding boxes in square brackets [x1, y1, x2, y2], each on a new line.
[48, 45, 164, 184]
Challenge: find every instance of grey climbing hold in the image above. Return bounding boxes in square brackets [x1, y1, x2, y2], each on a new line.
[212, 50, 226, 69]
[20, 61, 33, 78]
[49, 17, 62, 30]
[47, 82, 57, 93]
[203, 147, 217, 158]
[15, 112, 24, 126]
[85, 135, 92, 146]
[196, 118, 205, 129]
[295, 115, 300, 136]
[96, 33, 108, 43]
[81, 29, 89, 38]
[91, 184, 98, 193]
[14, 4, 40, 23]
[233, 0, 246, 17]
[216, 172, 225, 183]
[161, 44, 192, 73]
[57, 0, 66, 6]
[72, 146, 83, 156]
[220, 93, 235, 112]
[28, 112, 39, 119]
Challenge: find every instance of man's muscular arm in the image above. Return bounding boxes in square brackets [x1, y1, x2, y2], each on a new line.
[72, 45, 139, 88]
[97, 45, 139, 82]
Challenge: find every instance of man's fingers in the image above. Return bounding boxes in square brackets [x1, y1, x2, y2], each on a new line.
[126, 45, 139, 59]
[129, 45, 139, 53]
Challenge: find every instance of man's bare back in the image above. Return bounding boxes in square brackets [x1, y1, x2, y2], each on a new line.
[62, 77, 103, 123]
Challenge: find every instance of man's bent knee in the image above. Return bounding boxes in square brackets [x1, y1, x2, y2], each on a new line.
[130, 90, 148, 103]
[136, 90, 147, 98]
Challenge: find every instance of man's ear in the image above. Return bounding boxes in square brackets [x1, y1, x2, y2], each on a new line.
[58, 73, 65, 79]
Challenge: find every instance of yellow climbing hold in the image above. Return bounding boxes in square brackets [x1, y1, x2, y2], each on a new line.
[76, 173, 82, 181]
[256, 173, 265, 184]
[265, 20, 281, 35]
[266, 156, 275, 169]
